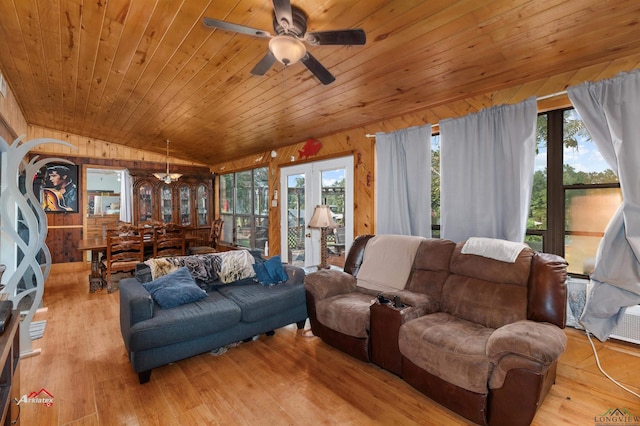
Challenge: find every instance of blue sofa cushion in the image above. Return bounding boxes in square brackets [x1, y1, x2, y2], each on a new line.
[143, 267, 207, 309]
[218, 281, 306, 323]
[128, 290, 242, 351]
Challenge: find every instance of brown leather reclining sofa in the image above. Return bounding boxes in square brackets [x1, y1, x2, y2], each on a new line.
[304, 234, 568, 426]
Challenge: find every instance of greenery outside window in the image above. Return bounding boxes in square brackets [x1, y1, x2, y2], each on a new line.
[529, 108, 620, 276]
[219, 167, 268, 252]
[431, 134, 441, 238]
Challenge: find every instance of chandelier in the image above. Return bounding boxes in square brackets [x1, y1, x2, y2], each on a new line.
[153, 139, 182, 184]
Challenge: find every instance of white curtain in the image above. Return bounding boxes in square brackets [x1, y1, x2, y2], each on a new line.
[375, 125, 431, 237]
[440, 97, 537, 243]
[119, 169, 133, 223]
[568, 70, 640, 341]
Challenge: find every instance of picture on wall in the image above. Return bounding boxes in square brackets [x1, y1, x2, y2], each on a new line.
[37, 163, 79, 213]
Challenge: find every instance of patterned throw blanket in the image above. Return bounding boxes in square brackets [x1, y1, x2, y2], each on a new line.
[145, 250, 256, 288]
[214, 250, 256, 283]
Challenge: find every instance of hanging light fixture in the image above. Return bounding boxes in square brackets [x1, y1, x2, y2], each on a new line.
[268, 35, 306, 66]
[153, 139, 182, 184]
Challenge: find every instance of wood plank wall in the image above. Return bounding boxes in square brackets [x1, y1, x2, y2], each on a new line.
[210, 54, 640, 258]
[0, 66, 28, 142]
[3, 53, 639, 263]
[25, 125, 211, 264]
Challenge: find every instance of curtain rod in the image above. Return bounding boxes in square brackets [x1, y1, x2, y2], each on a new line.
[365, 90, 569, 138]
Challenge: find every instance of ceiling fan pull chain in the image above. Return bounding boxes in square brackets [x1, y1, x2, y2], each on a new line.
[282, 63, 287, 93]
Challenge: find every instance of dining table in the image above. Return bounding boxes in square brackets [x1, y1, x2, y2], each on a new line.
[78, 234, 200, 292]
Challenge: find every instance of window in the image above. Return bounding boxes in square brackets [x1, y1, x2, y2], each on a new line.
[219, 167, 269, 252]
[528, 108, 620, 276]
[429, 108, 620, 278]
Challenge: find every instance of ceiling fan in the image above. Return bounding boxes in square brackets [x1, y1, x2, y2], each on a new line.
[203, 0, 366, 85]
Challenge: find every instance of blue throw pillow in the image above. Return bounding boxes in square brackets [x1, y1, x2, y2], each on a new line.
[253, 263, 277, 286]
[253, 255, 288, 286]
[142, 267, 207, 309]
[264, 255, 288, 283]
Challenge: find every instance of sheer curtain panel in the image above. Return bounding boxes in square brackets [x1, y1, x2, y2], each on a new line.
[440, 97, 537, 243]
[375, 125, 431, 237]
[568, 70, 640, 341]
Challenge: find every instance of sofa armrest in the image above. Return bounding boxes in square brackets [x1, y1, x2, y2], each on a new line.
[283, 264, 305, 286]
[486, 320, 567, 390]
[304, 269, 357, 301]
[528, 252, 568, 328]
[487, 320, 567, 365]
[119, 277, 154, 327]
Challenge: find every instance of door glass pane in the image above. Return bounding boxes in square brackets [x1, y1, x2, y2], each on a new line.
[179, 185, 191, 225]
[322, 168, 345, 260]
[565, 187, 621, 275]
[220, 213, 233, 244]
[161, 184, 173, 223]
[254, 167, 268, 216]
[236, 171, 252, 214]
[287, 174, 305, 267]
[220, 174, 233, 214]
[138, 183, 153, 223]
[236, 216, 252, 248]
[197, 184, 209, 226]
[255, 216, 268, 254]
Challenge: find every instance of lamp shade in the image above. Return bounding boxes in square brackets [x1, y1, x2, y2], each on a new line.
[269, 35, 306, 65]
[153, 172, 183, 184]
[308, 205, 337, 229]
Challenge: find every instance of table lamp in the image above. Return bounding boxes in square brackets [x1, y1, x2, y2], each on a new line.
[308, 205, 338, 269]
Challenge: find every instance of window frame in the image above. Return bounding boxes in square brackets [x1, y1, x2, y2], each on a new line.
[429, 107, 621, 279]
[219, 167, 269, 251]
[529, 108, 620, 278]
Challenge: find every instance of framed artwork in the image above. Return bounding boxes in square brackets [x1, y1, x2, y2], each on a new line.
[36, 163, 79, 213]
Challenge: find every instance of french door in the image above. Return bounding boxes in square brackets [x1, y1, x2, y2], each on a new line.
[280, 156, 354, 267]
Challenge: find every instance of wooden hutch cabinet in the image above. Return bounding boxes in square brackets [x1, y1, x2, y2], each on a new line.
[131, 173, 213, 242]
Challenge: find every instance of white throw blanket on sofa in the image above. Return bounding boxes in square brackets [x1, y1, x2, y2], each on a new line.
[356, 235, 425, 293]
[461, 237, 528, 263]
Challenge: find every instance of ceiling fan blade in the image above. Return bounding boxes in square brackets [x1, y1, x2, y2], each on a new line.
[272, 0, 294, 31]
[203, 17, 271, 38]
[305, 29, 366, 46]
[301, 52, 335, 85]
[251, 51, 277, 76]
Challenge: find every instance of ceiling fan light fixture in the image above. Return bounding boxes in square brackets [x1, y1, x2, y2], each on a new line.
[269, 35, 306, 65]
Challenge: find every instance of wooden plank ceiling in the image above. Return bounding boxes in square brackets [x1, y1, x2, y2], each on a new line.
[0, 0, 639, 165]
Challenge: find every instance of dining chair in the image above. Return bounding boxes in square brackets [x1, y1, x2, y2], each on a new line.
[189, 218, 223, 255]
[101, 225, 145, 292]
[153, 223, 186, 258]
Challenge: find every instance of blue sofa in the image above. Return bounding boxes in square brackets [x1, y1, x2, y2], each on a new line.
[119, 253, 307, 384]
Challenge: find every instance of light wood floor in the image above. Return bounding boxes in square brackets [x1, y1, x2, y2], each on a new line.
[18, 264, 640, 425]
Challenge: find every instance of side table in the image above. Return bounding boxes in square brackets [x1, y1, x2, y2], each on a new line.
[370, 301, 413, 376]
